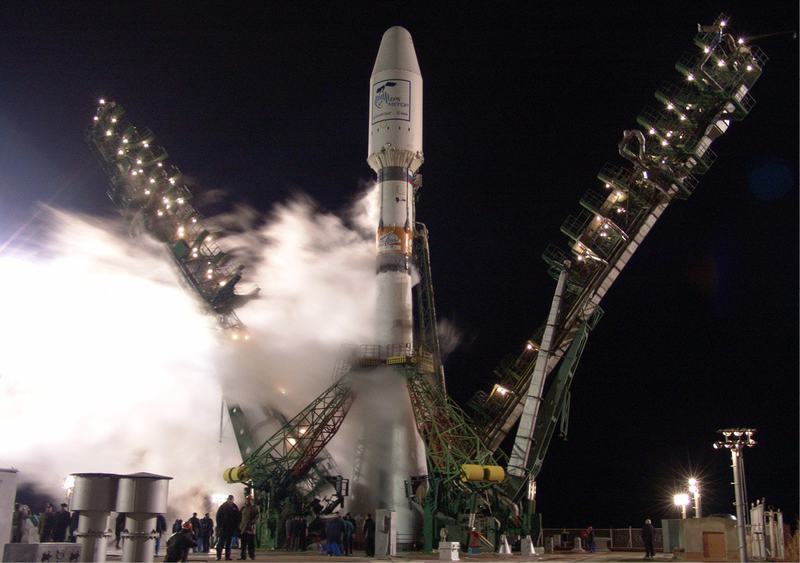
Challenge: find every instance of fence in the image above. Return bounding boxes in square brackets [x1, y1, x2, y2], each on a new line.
[542, 527, 663, 551]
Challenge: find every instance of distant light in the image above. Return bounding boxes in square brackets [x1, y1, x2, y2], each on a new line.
[717, 59, 726, 67]
[144, 189, 151, 195]
[111, 117, 117, 123]
[666, 131, 673, 138]
[604, 183, 611, 188]
[674, 493, 690, 507]
[244, 334, 250, 341]
[157, 210, 164, 216]
[99, 98, 106, 105]
[642, 171, 648, 179]
[720, 20, 727, 27]
[299, 427, 307, 435]
[105, 129, 112, 137]
[738, 37, 745, 45]
[117, 149, 124, 155]
[177, 197, 185, 204]
[122, 138, 129, 144]
[157, 162, 163, 167]
[136, 159, 142, 164]
[93, 116, 99, 122]
[689, 484, 699, 493]
[666, 102, 674, 110]
[648, 128, 656, 135]
[703, 46, 711, 54]
[232, 332, 239, 341]
[191, 217, 197, 223]
[661, 140, 669, 146]
[746, 64, 753, 72]
[149, 178, 155, 184]
[287, 437, 297, 446]
[131, 170, 138, 176]
[688, 477, 698, 486]
[679, 115, 687, 121]
[169, 178, 176, 185]
[143, 142, 149, 148]
[687, 74, 695, 82]
[279, 388, 287, 395]
[219, 280, 227, 287]
[494, 385, 511, 397]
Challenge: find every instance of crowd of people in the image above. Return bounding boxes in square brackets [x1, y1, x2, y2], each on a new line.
[10, 503, 77, 544]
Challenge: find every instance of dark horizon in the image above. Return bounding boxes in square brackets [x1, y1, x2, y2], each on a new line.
[1, 2, 797, 528]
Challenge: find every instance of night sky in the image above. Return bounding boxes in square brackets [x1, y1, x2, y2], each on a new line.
[1, 2, 797, 528]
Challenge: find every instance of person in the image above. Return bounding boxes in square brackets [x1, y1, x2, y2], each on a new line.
[642, 518, 656, 560]
[115, 512, 127, 549]
[199, 512, 214, 553]
[155, 513, 168, 555]
[39, 503, 55, 542]
[17, 505, 40, 543]
[296, 516, 307, 551]
[325, 514, 344, 556]
[342, 513, 355, 555]
[11, 503, 21, 543]
[172, 518, 183, 534]
[239, 496, 259, 560]
[165, 521, 197, 562]
[586, 525, 596, 553]
[284, 515, 294, 550]
[188, 512, 201, 552]
[52, 503, 71, 542]
[363, 514, 375, 557]
[216, 494, 241, 561]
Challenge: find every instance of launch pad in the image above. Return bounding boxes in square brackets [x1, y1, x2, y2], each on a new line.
[86, 14, 767, 554]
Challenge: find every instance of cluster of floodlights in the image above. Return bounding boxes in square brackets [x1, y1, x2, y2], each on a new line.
[713, 428, 757, 450]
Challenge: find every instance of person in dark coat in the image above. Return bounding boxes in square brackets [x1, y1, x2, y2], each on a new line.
[155, 514, 168, 555]
[296, 516, 307, 551]
[172, 518, 183, 534]
[641, 518, 656, 560]
[342, 514, 355, 555]
[586, 525, 596, 552]
[199, 513, 214, 553]
[325, 514, 344, 556]
[188, 513, 201, 552]
[40, 504, 55, 542]
[165, 522, 197, 562]
[363, 514, 375, 557]
[215, 495, 241, 561]
[52, 504, 71, 542]
[115, 512, 127, 549]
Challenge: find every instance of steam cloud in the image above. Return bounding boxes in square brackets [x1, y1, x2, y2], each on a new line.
[0, 183, 459, 518]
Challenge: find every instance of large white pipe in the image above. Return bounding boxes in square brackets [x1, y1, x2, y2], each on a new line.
[117, 473, 171, 563]
[0, 468, 18, 546]
[71, 473, 119, 563]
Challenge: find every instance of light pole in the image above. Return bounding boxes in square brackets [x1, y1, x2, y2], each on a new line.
[714, 428, 757, 563]
[673, 493, 690, 519]
[688, 478, 701, 518]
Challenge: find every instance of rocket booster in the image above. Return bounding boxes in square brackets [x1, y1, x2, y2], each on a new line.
[368, 26, 423, 351]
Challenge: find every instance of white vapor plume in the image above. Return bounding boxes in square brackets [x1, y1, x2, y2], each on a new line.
[0, 184, 382, 515]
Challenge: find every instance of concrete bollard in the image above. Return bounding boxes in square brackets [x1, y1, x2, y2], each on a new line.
[572, 536, 583, 552]
[438, 541, 460, 561]
[521, 535, 535, 555]
[498, 534, 512, 555]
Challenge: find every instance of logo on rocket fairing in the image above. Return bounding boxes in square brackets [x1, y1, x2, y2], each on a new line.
[371, 79, 411, 124]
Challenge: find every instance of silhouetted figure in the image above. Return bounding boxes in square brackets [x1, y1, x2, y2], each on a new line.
[239, 497, 259, 560]
[642, 518, 656, 560]
[342, 513, 355, 555]
[40, 504, 55, 542]
[115, 512, 127, 549]
[325, 515, 344, 556]
[199, 513, 214, 553]
[155, 514, 168, 555]
[165, 522, 197, 562]
[52, 504, 71, 542]
[363, 514, 375, 557]
[215, 495, 240, 561]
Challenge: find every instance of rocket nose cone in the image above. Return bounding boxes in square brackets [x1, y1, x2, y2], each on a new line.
[371, 26, 421, 77]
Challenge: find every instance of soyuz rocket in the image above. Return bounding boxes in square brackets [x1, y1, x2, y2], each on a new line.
[368, 26, 423, 352]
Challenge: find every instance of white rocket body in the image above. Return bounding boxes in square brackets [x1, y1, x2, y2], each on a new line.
[344, 26, 426, 547]
[368, 26, 423, 352]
